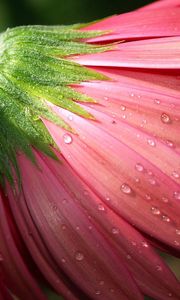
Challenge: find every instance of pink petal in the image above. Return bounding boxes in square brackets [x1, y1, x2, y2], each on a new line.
[82, 8, 180, 42]
[44, 110, 180, 252]
[139, 0, 180, 11]
[17, 151, 143, 300]
[72, 37, 180, 69]
[0, 191, 47, 300]
[41, 150, 180, 300]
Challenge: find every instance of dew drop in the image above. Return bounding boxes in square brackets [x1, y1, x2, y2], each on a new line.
[61, 224, 67, 230]
[120, 105, 126, 111]
[151, 207, 161, 215]
[147, 138, 156, 147]
[135, 163, 144, 172]
[145, 194, 152, 201]
[161, 113, 171, 124]
[99, 281, 104, 286]
[68, 115, 73, 121]
[122, 114, 127, 119]
[174, 240, 180, 246]
[162, 215, 171, 222]
[173, 191, 180, 200]
[131, 241, 137, 246]
[110, 288, 115, 293]
[75, 252, 84, 261]
[166, 140, 174, 148]
[63, 133, 73, 144]
[162, 196, 169, 203]
[148, 178, 157, 185]
[175, 229, 180, 235]
[168, 293, 172, 297]
[141, 241, 149, 248]
[97, 204, 105, 211]
[126, 254, 132, 260]
[103, 96, 109, 101]
[154, 99, 161, 105]
[156, 265, 162, 271]
[61, 258, 66, 263]
[172, 171, 180, 179]
[120, 183, 132, 194]
[95, 290, 101, 295]
[112, 227, 119, 235]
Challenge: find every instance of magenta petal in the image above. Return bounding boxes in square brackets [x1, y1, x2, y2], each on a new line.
[38, 150, 180, 300]
[16, 151, 143, 300]
[72, 37, 180, 69]
[83, 8, 180, 42]
[0, 191, 47, 300]
[139, 0, 180, 11]
[43, 111, 180, 252]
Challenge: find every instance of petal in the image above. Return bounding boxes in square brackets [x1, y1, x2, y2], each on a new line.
[72, 37, 180, 69]
[43, 109, 180, 252]
[139, 0, 180, 11]
[0, 191, 47, 300]
[42, 150, 180, 300]
[17, 151, 143, 300]
[82, 8, 180, 42]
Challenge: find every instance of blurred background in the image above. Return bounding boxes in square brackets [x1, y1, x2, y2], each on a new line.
[1, 0, 179, 299]
[0, 0, 154, 32]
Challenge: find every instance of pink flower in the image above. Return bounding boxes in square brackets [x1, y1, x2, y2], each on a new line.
[0, 0, 180, 300]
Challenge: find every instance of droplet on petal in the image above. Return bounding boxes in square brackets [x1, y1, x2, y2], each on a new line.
[148, 178, 157, 185]
[156, 265, 162, 271]
[154, 99, 161, 105]
[135, 163, 144, 172]
[63, 133, 73, 144]
[173, 191, 180, 200]
[75, 251, 84, 261]
[99, 281, 104, 286]
[141, 241, 149, 248]
[162, 215, 171, 222]
[111, 227, 119, 235]
[151, 207, 161, 215]
[162, 196, 169, 203]
[95, 290, 101, 295]
[161, 113, 171, 124]
[121, 183, 132, 195]
[120, 105, 126, 111]
[98, 204, 106, 211]
[145, 194, 152, 201]
[175, 229, 180, 235]
[147, 138, 156, 147]
[172, 171, 180, 179]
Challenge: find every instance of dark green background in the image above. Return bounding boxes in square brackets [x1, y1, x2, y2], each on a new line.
[0, 0, 153, 32]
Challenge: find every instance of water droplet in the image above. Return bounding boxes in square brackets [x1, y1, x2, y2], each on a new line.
[112, 227, 119, 235]
[126, 254, 131, 260]
[168, 293, 172, 297]
[61, 258, 66, 263]
[61, 224, 66, 230]
[151, 207, 161, 215]
[135, 163, 144, 172]
[105, 196, 110, 201]
[63, 133, 73, 144]
[154, 99, 161, 105]
[131, 241, 137, 246]
[147, 138, 156, 147]
[174, 240, 180, 246]
[175, 229, 180, 235]
[88, 225, 93, 230]
[120, 105, 126, 111]
[141, 241, 149, 248]
[62, 198, 68, 204]
[162, 196, 169, 203]
[130, 93, 134, 97]
[173, 191, 180, 200]
[99, 281, 104, 286]
[148, 178, 157, 185]
[135, 177, 140, 183]
[162, 215, 171, 222]
[172, 171, 180, 179]
[98, 204, 105, 211]
[110, 288, 115, 293]
[145, 194, 152, 201]
[156, 265, 162, 271]
[68, 115, 73, 121]
[122, 114, 127, 119]
[121, 183, 132, 194]
[95, 290, 101, 295]
[161, 113, 171, 124]
[166, 140, 174, 148]
[76, 226, 80, 231]
[103, 96, 109, 101]
[75, 252, 84, 261]
[111, 119, 117, 124]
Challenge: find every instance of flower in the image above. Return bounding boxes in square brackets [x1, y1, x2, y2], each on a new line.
[0, 0, 180, 300]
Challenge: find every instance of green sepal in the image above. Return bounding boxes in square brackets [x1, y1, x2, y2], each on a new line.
[0, 24, 109, 186]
